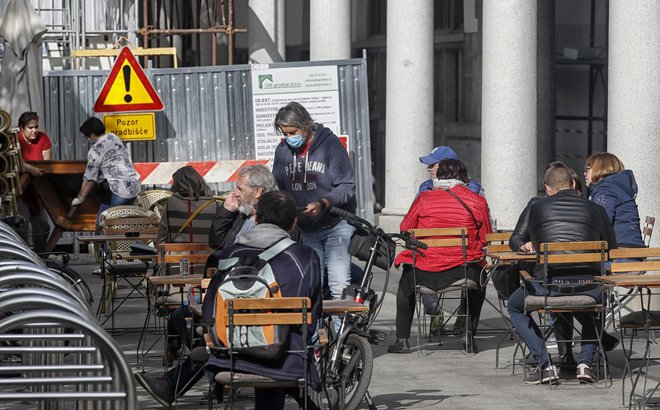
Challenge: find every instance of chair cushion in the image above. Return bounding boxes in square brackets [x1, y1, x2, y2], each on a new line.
[417, 279, 478, 295]
[106, 263, 148, 275]
[620, 310, 660, 327]
[525, 294, 598, 311]
[215, 372, 301, 388]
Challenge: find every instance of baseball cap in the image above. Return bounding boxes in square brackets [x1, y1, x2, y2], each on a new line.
[419, 146, 458, 165]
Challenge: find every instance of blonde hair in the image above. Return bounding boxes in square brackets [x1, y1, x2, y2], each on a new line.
[585, 152, 625, 184]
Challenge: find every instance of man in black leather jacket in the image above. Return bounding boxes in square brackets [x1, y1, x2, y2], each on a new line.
[508, 162, 617, 385]
[508, 165, 617, 370]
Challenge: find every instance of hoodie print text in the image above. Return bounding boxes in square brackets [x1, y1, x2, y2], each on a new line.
[285, 156, 327, 191]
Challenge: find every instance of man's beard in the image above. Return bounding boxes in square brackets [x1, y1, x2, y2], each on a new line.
[238, 202, 255, 216]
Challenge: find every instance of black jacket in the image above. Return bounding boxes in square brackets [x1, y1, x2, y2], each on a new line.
[208, 206, 250, 250]
[509, 197, 541, 252]
[528, 189, 617, 279]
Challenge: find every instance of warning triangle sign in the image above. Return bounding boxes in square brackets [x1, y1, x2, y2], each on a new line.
[93, 47, 164, 113]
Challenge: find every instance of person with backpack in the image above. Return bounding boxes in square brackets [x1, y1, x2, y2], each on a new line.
[135, 191, 322, 409]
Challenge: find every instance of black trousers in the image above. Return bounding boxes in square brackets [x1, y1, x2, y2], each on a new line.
[395, 264, 486, 339]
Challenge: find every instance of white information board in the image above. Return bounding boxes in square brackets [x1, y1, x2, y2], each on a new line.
[251, 66, 341, 160]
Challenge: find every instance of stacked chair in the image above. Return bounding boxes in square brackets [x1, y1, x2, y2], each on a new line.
[0, 219, 137, 409]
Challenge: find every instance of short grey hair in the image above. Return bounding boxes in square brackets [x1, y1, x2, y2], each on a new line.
[238, 165, 278, 192]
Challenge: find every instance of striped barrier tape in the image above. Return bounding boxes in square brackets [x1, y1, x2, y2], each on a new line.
[134, 160, 272, 185]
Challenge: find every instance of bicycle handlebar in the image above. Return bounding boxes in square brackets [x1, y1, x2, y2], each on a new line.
[329, 207, 427, 251]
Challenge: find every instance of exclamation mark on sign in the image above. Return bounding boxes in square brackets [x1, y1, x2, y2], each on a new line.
[123, 65, 132, 103]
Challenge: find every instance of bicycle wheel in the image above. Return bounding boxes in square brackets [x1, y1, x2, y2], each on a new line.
[45, 259, 94, 306]
[326, 333, 374, 410]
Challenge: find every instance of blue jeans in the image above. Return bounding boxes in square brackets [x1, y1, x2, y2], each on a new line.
[508, 282, 600, 368]
[97, 192, 136, 223]
[300, 220, 355, 300]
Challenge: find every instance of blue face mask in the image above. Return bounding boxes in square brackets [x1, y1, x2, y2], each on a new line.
[285, 134, 305, 149]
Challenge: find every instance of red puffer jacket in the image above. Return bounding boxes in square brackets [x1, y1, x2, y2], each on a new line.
[395, 185, 492, 272]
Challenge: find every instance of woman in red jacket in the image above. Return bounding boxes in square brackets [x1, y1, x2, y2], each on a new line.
[388, 159, 492, 353]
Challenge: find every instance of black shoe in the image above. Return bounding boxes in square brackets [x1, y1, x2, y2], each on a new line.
[524, 364, 559, 385]
[602, 332, 619, 352]
[576, 363, 595, 383]
[387, 339, 411, 354]
[134, 372, 174, 408]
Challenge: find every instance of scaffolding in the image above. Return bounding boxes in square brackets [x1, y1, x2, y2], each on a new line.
[138, 0, 246, 66]
[32, 0, 246, 70]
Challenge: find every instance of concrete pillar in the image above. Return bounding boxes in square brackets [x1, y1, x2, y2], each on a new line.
[379, 0, 434, 233]
[481, 1, 538, 230]
[248, 0, 285, 63]
[608, 1, 660, 247]
[309, 0, 351, 61]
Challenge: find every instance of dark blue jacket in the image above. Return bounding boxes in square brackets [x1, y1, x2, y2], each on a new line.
[588, 170, 644, 248]
[272, 123, 356, 232]
[419, 178, 484, 196]
[204, 225, 322, 389]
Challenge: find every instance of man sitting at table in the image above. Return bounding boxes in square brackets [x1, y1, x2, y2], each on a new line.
[208, 164, 278, 249]
[135, 191, 322, 409]
[507, 162, 617, 385]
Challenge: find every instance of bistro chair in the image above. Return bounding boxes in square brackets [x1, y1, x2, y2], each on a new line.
[523, 240, 610, 386]
[410, 227, 478, 355]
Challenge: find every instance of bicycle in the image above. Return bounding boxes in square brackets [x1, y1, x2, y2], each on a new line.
[0, 216, 94, 307]
[319, 207, 427, 410]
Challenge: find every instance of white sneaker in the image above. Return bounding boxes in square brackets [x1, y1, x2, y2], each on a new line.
[545, 333, 558, 350]
[576, 363, 595, 383]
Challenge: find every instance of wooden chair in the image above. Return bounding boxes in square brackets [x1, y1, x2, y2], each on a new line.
[608, 247, 660, 405]
[208, 297, 313, 409]
[409, 227, 477, 354]
[483, 231, 528, 369]
[524, 240, 610, 385]
[138, 242, 214, 368]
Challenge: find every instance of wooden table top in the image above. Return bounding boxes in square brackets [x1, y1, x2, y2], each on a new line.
[77, 234, 157, 243]
[182, 299, 370, 317]
[594, 275, 660, 288]
[322, 299, 370, 315]
[486, 251, 537, 262]
[148, 274, 204, 286]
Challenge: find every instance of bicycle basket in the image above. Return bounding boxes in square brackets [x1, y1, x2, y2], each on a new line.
[348, 232, 396, 270]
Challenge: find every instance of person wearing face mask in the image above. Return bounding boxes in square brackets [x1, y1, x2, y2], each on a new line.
[418, 145, 484, 196]
[272, 101, 357, 302]
[16, 111, 52, 252]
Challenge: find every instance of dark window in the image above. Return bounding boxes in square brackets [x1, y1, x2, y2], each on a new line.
[368, 0, 387, 36]
[434, 0, 464, 31]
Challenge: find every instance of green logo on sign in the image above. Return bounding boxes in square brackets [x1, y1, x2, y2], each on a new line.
[258, 74, 273, 89]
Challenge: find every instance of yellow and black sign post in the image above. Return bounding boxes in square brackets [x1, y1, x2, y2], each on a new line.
[93, 47, 163, 141]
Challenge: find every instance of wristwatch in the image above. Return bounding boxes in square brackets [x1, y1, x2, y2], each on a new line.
[319, 200, 328, 211]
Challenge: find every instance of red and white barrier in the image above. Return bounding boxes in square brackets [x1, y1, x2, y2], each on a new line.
[134, 160, 272, 186]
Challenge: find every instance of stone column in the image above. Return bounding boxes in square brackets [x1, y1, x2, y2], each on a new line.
[481, 1, 537, 230]
[608, 1, 660, 247]
[309, 0, 351, 61]
[248, 0, 285, 63]
[379, 0, 434, 233]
